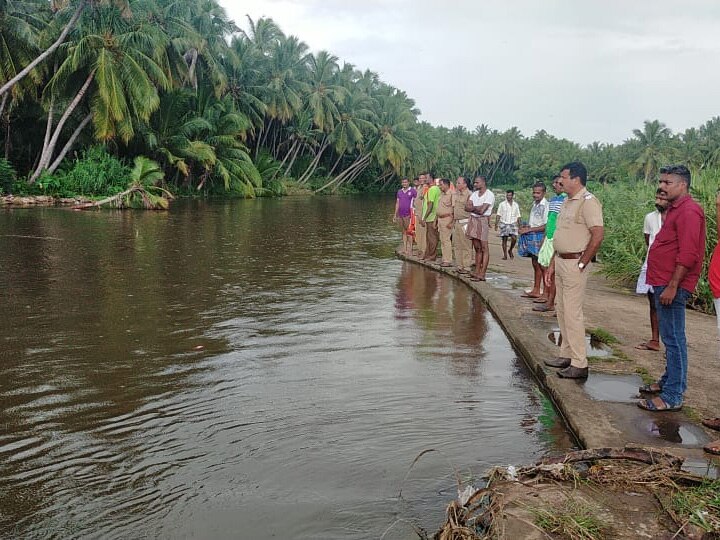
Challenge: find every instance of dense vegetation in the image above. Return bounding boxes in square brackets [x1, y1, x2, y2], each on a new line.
[4, 0, 720, 199]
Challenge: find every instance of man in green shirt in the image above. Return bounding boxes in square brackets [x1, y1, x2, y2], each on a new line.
[421, 173, 441, 261]
[534, 175, 566, 312]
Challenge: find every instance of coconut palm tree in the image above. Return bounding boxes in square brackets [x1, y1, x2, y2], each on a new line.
[632, 119, 671, 183]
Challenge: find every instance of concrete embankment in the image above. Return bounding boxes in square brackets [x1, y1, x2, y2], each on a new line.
[398, 240, 720, 467]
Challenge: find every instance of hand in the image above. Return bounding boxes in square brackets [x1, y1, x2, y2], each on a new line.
[544, 265, 554, 287]
[494, 224, 498, 231]
[716, 190, 720, 206]
[419, 221, 425, 228]
[519, 227, 528, 235]
[447, 223, 453, 230]
[392, 215, 397, 223]
[659, 286, 677, 306]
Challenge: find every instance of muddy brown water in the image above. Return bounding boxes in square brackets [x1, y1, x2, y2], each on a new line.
[0, 196, 574, 539]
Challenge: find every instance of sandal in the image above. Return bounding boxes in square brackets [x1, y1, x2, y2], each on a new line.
[533, 298, 548, 304]
[637, 397, 682, 412]
[704, 440, 720, 456]
[532, 304, 555, 312]
[702, 418, 720, 432]
[639, 383, 662, 394]
[635, 341, 661, 351]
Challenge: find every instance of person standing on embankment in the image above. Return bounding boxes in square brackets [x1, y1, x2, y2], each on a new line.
[437, 178, 455, 267]
[638, 165, 705, 412]
[421, 174, 441, 262]
[534, 175, 566, 313]
[412, 176, 426, 256]
[393, 177, 416, 256]
[465, 175, 495, 281]
[453, 177, 473, 274]
[543, 161, 604, 380]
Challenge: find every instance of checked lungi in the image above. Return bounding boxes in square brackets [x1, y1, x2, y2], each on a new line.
[518, 230, 544, 257]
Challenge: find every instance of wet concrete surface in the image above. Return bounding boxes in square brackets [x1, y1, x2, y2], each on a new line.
[583, 374, 643, 403]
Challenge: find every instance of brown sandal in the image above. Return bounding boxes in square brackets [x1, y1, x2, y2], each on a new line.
[702, 418, 720, 432]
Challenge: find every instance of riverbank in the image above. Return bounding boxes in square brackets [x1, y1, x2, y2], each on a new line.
[398, 234, 720, 463]
[0, 194, 94, 207]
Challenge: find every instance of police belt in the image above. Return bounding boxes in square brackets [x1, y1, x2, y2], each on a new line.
[456, 218, 469, 224]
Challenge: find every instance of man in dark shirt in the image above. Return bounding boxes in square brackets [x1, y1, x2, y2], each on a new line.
[639, 165, 706, 412]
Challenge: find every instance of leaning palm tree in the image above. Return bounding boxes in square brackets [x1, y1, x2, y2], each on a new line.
[75, 156, 173, 209]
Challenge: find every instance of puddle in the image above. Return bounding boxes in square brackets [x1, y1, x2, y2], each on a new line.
[584, 374, 642, 403]
[683, 457, 720, 479]
[602, 403, 711, 448]
[547, 329, 612, 358]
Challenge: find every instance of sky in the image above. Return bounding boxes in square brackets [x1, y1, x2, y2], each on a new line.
[220, 0, 720, 146]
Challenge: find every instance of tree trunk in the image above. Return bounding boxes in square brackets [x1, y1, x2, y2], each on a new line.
[328, 151, 344, 177]
[298, 137, 328, 184]
[73, 185, 138, 209]
[284, 141, 302, 177]
[0, 93, 7, 120]
[0, 0, 87, 99]
[47, 111, 92, 173]
[270, 139, 297, 181]
[315, 153, 369, 193]
[30, 69, 95, 182]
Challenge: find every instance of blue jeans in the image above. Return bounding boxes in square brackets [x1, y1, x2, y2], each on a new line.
[654, 286, 691, 407]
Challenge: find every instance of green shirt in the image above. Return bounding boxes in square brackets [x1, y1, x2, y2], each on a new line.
[545, 193, 567, 239]
[422, 185, 441, 222]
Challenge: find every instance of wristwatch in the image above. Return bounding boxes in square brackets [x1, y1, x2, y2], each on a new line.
[578, 262, 586, 270]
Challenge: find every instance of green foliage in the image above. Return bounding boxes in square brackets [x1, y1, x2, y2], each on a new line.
[0, 158, 16, 194]
[595, 175, 717, 313]
[669, 480, 720, 532]
[38, 146, 130, 197]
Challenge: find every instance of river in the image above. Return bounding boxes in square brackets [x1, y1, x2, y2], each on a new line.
[0, 196, 573, 539]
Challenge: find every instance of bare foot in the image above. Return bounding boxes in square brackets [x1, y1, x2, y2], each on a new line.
[501, 256, 508, 260]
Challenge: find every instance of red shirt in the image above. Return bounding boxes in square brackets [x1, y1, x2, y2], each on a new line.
[647, 195, 706, 292]
[710, 244, 720, 299]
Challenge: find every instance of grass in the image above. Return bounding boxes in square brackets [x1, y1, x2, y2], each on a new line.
[588, 327, 620, 345]
[669, 479, 720, 532]
[532, 497, 608, 540]
[635, 367, 654, 385]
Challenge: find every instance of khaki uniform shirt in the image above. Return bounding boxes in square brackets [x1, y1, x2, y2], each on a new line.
[438, 191, 454, 220]
[453, 189, 471, 220]
[553, 187, 604, 254]
[412, 188, 424, 215]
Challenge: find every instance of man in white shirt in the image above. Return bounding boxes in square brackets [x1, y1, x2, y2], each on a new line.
[494, 189, 521, 260]
[519, 182, 549, 300]
[635, 188, 669, 351]
[464, 175, 495, 281]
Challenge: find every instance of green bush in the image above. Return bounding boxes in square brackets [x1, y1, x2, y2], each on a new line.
[0, 158, 16, 195]
[39, 146, 131, 197]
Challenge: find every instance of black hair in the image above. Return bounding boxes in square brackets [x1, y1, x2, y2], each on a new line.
[532, 181, 546, 192]
[440, 178, 451, 187]
[506, 189, 514, 195]
[560, 161, 588, 186]
[552, 174, 561, 180]
[659, 165, 691, 187]
[475, 175, 487, 183]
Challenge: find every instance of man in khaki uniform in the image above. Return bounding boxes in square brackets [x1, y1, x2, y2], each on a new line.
[453, 177, 473, 273]
[544, 162, 604, 379]
[413, 175, 426, 256]
[437, 178, 455, 267]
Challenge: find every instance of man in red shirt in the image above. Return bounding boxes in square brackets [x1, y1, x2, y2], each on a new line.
[638, 165, 706, 412]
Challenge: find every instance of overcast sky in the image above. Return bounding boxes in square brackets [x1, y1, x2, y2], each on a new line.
[220, 0, 720, 146]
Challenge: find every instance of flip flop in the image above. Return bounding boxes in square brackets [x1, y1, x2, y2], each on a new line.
[702, 418, 720, 431]
[703, 440, 720, 456]
[639, 383, 662, 394]
[521, 292, 541, 299]
[533, 298, 548, 304]
[637, 397, 682, 412]
[532, 304, 555, 312]
[635, 341, 661, 351]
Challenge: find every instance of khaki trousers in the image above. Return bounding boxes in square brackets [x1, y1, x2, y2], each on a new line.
[555, 257, 590, 368]
[415, 216, 427, 255]
[438, 217, 454, 263]
[424, 220, 439, 260]
[453, 221, 473, 269]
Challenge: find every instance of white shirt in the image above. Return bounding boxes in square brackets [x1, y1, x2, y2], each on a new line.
[528, 198, 549, 228]
[469, 189, 495, 217]
[497, 200, 521, 225]
[643, 210, 663, 247]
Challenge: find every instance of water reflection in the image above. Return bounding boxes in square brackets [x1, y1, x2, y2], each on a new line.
[1, 197, 572, 538]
